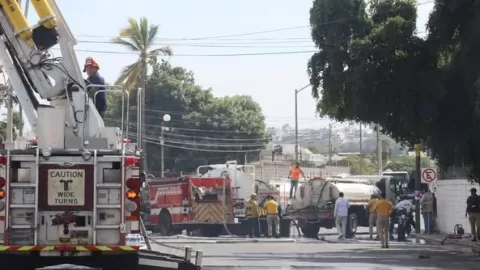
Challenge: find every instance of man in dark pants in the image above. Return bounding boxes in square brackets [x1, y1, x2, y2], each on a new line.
[83, 57, 107, 118]
[245, 193, 260, 238]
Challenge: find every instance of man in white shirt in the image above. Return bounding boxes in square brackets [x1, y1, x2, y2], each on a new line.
[334, 192, 350, 239]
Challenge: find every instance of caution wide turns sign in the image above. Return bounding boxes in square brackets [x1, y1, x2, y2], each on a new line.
[47, 169, 86, 206]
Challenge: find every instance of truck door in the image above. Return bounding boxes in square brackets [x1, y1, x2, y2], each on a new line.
[37, 163, 94, 245]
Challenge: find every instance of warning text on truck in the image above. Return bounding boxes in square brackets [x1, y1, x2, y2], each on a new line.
[48, 169, 85, 206]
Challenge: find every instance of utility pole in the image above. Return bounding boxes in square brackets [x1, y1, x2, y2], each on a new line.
[140, 56, 148, 172]
[359, 124, 363, 174]
[294, 84, 310, 162]
[160, 114, 171, 178]
[328, 123, 332, 163]
[415, 143, 421, 233]
[376, 123, 383, 175]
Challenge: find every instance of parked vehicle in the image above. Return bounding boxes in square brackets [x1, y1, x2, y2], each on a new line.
[285, 175, 407, 239]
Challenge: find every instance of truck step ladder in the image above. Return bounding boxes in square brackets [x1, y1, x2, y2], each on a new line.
[7, 149, 40, 245]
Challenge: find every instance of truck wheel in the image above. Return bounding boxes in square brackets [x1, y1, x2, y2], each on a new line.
[157, 211, 172, 236]
[346, 213, 358, 238]
[302, 224, 320, 238]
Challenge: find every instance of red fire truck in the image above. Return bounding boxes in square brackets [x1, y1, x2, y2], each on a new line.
[144, 176, 235, 237]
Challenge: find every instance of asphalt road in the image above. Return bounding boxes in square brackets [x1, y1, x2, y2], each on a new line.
[150, 228, 479, 270]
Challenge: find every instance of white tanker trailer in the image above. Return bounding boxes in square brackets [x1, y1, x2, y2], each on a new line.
[285, 177, 382, 238]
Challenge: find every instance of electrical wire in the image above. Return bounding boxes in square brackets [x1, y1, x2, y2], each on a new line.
[73, 0, 433, 42]
[145, 139, 265, 153]
[137, 108, 325, 121]
[52, 48, 317, 57]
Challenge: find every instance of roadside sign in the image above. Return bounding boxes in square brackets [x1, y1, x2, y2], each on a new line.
[421, 168, 437, 184]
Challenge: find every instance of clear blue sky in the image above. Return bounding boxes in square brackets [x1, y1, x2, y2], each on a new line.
[22, 0, 433, 129]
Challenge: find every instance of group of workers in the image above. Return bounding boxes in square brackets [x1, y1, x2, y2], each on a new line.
[363, 190, 436, 248]
[245, 193, 282, 238]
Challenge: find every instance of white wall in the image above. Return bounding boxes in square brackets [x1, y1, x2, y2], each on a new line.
[435, 179, 480, 234]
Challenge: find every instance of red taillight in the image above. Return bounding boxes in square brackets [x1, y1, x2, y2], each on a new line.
[126, 178, 140, 190]
[0, 156, 6, 165]
[125, 156, 137, 166]
[123, 139, 131, 143]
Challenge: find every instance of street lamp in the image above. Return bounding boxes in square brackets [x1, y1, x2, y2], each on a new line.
[295, 84, 311, 162]
[160, 114, 171, 178]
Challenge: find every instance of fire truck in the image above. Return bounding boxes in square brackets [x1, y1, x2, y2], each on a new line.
[144, 176, 235, 237]
[0, 1, 199, 269]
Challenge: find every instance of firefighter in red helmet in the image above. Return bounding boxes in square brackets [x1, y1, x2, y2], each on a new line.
[83, 57, 107, 118]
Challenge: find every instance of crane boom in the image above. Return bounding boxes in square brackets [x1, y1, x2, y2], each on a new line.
[0, 0, 110, 149]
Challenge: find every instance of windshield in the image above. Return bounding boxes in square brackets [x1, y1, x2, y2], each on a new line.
[383, 173, 409, 194]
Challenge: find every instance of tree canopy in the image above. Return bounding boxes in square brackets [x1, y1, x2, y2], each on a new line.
[308, 0, 480, 181]
[105, 60, 269, 173]
[112, 17, 172, 91]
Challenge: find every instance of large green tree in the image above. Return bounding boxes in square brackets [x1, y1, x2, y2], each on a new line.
[105, 61, 269, 173]
[308, 0, 480, 181]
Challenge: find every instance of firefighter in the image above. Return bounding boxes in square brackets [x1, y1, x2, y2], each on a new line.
[245, 193, 260, 238]
[83, 57, 107, 118]
[263, 195, 280, 238]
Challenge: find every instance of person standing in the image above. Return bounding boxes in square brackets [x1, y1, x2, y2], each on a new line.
[334, 192, 349, 240]
[288, 162, 306, 199]
[374, 194, 393, 248]
[466, 188, 480, 242]
[263, 196, 279, 238]
[420, 189, 435, 234]
[245, 193, 260, 238]
[367, 194, 378, 239]
[83, 57, 107, 118]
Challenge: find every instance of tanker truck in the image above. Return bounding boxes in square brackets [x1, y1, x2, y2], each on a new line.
[284, 176, 399, 238]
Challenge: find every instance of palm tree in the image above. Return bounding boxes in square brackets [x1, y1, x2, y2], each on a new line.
[112, 17, 172, 90]
[112, 17, 172, 171]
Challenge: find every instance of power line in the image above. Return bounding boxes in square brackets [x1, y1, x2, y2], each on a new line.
[163, 132, 270, 142]
[75, 25, 310, 41]
[54, 48, 316, 57]
[73, 0, 433, 43]
[77, 39, 315, 46]
[136, 108, 324, 121]
[148, 140, 265, 153]
[161, 138, 267, 147]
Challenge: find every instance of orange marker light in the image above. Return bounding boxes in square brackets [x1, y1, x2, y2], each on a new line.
[126, 190, 137, 200]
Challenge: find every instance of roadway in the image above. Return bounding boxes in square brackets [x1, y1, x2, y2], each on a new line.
[149, 228, 479, 270]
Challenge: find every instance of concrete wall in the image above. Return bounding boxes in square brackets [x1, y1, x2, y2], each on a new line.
[435, 179, 480, 234]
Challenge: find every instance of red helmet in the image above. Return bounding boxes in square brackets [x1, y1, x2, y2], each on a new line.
[83, 57, 100, 72]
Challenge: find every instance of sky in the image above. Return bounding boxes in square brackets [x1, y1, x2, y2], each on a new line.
[16, 0, 434, 130]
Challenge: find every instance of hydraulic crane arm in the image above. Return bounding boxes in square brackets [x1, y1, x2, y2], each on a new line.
[0, 0, 104, 139]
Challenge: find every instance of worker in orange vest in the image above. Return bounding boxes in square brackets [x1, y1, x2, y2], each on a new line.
[287, 162, 306, 199]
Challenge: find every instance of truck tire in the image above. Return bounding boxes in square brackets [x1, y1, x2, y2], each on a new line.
[157, 211, 172, 236]
[302, 223, 320, 238]
[346, 213, 358, 238]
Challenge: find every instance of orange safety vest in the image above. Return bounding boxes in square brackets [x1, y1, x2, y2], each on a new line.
[290, 167, 301, 180]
